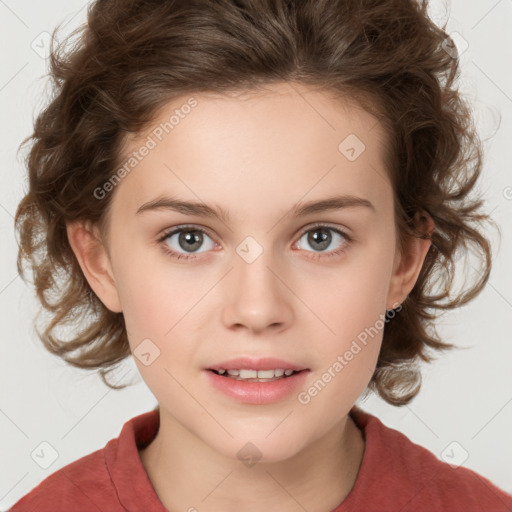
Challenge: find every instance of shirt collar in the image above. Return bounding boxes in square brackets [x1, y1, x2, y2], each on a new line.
[104, 406, 167, 511]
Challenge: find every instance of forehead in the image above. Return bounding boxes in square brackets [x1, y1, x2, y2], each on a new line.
[112, 82, 392, 220]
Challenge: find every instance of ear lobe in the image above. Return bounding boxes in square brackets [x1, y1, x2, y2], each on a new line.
[386, 212, 435, 310]
[66, 220, 122, 313]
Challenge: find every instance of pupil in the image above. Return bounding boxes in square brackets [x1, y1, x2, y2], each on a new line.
[309, 229, 330, 251]
[180, 230, 202, 252]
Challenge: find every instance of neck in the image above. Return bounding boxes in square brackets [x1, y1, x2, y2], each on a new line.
[139, 410, 365, 512]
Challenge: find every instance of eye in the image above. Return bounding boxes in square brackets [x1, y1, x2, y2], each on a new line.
[294, 224, 351, 259]
[158, 225, 217, 261]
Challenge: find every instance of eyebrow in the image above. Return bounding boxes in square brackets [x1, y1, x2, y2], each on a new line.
[135, 194, 376, 223]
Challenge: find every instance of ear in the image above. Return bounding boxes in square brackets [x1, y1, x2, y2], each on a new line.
[386, 211, 435, 310]
[66, 220, 122, 313]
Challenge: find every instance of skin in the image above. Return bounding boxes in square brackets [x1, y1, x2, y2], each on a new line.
[67, 81, 433, 512]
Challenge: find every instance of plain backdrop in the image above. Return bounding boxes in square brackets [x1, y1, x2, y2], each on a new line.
[1, 0, 511, 509]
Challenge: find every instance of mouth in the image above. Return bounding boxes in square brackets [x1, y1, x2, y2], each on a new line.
[204, 365, 310, 404]
[206, 355, 309, 381]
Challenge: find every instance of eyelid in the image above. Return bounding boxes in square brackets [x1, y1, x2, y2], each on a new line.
[297, 221, 352, 239]
[157, 223, 219, 244]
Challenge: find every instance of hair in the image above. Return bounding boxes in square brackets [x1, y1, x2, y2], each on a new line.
[14, 0, 495, 406]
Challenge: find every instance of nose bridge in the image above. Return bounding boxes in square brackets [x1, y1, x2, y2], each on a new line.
[221, 236, 293, 332]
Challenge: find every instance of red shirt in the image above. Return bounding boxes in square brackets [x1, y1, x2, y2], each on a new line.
[9, 405, 512, 511]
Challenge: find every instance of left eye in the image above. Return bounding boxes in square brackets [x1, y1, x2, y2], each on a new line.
[295, 226, 349, 254]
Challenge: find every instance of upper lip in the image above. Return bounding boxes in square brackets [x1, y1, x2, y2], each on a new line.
[206, 357, 309, 372]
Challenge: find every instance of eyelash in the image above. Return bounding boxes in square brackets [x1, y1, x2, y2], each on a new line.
[157, 223, 352, 262]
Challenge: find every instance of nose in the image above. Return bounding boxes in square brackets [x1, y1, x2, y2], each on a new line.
[220, 249, 294, 334]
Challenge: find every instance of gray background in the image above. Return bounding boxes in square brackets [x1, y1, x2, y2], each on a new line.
[1, 0, 511, 509]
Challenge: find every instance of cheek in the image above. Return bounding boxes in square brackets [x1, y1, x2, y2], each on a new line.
[296, 273, 389, 419]
[297, 232, 395, 386]
[115, 263, 209, 397]
[304, 237, 395, 339]
[113, 247, 209, 340]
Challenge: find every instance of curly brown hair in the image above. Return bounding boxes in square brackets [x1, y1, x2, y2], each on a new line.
[14, 0, 495, 405]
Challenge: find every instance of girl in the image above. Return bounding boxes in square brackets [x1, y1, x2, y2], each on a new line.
[11, 0, 512, 510]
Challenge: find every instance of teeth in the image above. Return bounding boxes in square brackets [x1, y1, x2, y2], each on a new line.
[255, 370, 274, 379]
[240, 369, 258, 379]
[215, 368, 297, 379]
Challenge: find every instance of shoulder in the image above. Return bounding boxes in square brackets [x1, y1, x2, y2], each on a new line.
[8, 444, 124, 512]
[347, 406, 512, 512]
[9, 408, 161, 512]
[390, 429, 512, 509]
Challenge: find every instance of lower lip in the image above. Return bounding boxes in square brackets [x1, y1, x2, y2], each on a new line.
[205, 370, 309, 405]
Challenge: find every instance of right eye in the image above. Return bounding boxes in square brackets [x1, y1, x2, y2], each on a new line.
[158, 225, 218, 261]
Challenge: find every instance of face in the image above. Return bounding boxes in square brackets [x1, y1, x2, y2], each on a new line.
[70, 82, 423, 464]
